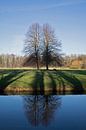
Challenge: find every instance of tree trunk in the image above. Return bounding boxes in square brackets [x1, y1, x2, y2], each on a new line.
[37, 57, 39, 70]
[46, 47, 48, 70]
[46, 59, 48, 70]
[36, 51, 39, 70]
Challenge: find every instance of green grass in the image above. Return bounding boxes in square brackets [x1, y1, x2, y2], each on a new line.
[0, 69, 86, 93]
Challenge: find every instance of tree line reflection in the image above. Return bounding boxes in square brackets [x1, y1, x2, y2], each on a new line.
[23, 95, 61, 127]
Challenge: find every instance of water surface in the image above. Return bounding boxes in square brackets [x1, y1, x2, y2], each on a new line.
[0, 95, 86, 130]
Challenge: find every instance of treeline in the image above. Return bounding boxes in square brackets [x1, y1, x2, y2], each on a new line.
[0, 54, 24, 68]
[0, 54, 62, 68]
[64, 54, 86, 69]
[0, 54, 86, 69]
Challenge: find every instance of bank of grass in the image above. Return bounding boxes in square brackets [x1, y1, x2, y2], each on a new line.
[0, 68, 86, 93]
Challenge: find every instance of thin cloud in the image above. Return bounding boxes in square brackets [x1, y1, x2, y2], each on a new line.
[43, 0, 86, 10]
[0, 0, 86, 13]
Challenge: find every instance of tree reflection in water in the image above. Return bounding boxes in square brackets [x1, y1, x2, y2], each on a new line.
[23, 95, 61, 127]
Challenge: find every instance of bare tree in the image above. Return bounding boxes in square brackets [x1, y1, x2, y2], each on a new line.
[24, 23, 41, 69]
[0, 54, 23, 68]
[42, 24, 62, 70]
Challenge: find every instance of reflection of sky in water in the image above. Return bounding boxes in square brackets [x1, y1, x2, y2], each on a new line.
[55, 95, 86, 130]
[0, 96, 29, 130]
[0, 95, 86, 130]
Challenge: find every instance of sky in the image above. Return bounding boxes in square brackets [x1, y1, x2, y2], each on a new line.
[0, 0, 86, 55]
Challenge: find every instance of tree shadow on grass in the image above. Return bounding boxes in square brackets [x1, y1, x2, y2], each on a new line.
[31, 70, 44, 94]
[0, 70, 26, 94]
[47, 71, 57, 94]
[30, 69, 84, 95]
[57, 75, 66, 95]
[55, 70, 84, 94]
[69, 70, 86, 76]
[47, 70, 66, 95]
[0, 69, 84, 95]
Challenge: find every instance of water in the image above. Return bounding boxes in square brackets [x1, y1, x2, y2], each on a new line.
[0, 95, 86, 130]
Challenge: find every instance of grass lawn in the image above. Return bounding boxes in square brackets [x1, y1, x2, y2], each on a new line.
[0, 68, 86, 94]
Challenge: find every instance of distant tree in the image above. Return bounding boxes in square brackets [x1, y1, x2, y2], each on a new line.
[0, 54, 23, 68]
[24, 23, 41, 69]
[42, 24, 62, 70]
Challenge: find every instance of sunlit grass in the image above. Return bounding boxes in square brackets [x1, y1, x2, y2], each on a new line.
[0, 68, 86, 92]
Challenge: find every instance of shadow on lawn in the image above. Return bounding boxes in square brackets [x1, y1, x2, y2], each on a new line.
[30, 70, 84, 95]
[54, 70, 84, 94]
[0, 70, 26, 94]
[0, 69, 84, 95]
[47, 71, 57, 94]
[31, 70, 44, 94]
[69, 70, 86, 76]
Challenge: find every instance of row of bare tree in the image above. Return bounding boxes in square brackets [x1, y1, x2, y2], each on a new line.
[64, 54, 86, 69]
[0, 54, 24, 68]
[0, 54, 86, 69]
[23, 23, 62, 70]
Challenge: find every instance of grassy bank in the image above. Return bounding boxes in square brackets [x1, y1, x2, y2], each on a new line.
[0, 69, 86, 94]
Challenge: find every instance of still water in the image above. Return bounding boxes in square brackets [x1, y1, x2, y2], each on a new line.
[0, 95, 86, 130]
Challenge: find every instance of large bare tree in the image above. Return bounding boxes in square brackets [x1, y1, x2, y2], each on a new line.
[42, 24, 62, 70]
[24, 23, 41, 69]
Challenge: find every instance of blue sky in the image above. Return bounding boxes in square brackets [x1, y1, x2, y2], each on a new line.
[0, 0, 86, 55]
